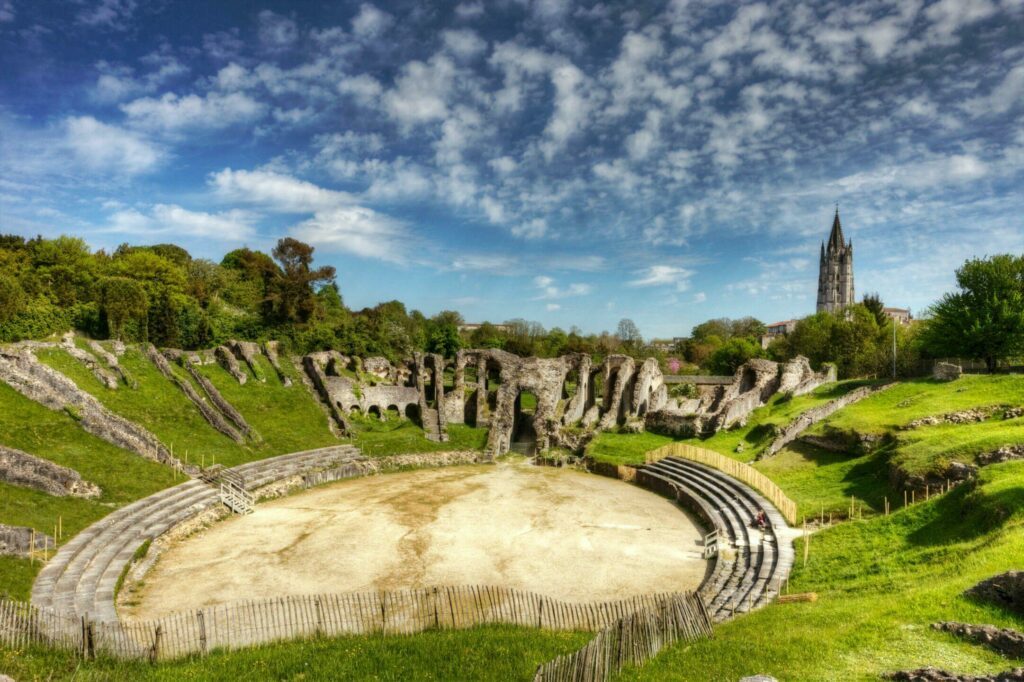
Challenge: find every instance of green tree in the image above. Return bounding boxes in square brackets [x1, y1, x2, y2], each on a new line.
[862, 292, 887, 326]
[0, 274, 26, 323]
[100, 277, 149, 340]
[920, 254, 1024, 372]
[268, 238, 336, 324]
[708, 337, 765, 375]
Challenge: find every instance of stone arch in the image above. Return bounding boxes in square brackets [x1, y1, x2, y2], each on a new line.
[386, 404, 401, 420]
[511, 389, 539, 455]
[367, 405, 382, 420]
[405, 403, 420, 422]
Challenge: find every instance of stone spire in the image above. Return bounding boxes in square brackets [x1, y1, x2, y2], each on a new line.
[816, 208, 855, 313]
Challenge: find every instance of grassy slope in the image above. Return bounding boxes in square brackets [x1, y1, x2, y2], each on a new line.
[1, 626, 591, 682]
[0, 381, 177, 599]
[36, 346, 340, 468]
[618, 462, 1024, 681]
[349, 413, 489, 457]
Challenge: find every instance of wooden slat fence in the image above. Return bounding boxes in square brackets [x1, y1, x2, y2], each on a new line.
[533, 592, 713, 681]
[646, 443, 799, 525]
[0, 587, 710, 664]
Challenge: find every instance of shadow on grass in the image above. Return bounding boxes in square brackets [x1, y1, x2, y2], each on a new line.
[785, 440, 895, 512]
[907, 480, 1024, 547]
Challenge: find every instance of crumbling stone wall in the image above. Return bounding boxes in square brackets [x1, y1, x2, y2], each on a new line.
[174, 352, 256, 439]
[229, 340, 265, 382]
[262, 341, 292, 386]
[646, 356, 835, 438]
[0, 524, 55, 558]
[0, 444, 100, 497]
[86, 339, 135, 387]
[146, 345, 244, 443]
[61, 333, 119, 390]
[0, 347, 177, 465]
[215, 345, 247, 384]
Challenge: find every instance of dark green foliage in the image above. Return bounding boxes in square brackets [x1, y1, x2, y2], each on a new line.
[708, 337, 765, 375]
[0, 274, 26, 323]
[862, 292, 887, 326]
[919, 254, 1024, 372]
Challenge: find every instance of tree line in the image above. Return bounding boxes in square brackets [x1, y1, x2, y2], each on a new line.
[1, 234, 1019, 375]
[0, 235, 652, 364]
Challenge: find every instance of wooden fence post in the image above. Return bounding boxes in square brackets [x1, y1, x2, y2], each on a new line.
[197, 609, 207, 655]
[150, 624, 162, 663]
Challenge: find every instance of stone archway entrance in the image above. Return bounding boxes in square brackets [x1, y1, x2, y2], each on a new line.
[511, 390, 538, 455]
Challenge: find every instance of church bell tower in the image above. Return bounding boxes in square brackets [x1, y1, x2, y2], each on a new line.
[816, 208, 855, 313]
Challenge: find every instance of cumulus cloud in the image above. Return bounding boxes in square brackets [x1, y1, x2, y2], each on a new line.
[64, 116, 163, 175]
[443, 29, 487, 59]
[351, 3, 393, 40]
[512, 218, 547, 239]
[628, 265, 693, 290]
[258, 10, 299, 51]
[105, 204, 255, 241]
[290, 206, 407, 263]
[209, 168, 354, 212]
[383, 56, 456, 127]
[121, 91, 266, 132]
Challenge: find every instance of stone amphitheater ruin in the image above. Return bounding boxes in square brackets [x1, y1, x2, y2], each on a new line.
[0, 335, 833, 673]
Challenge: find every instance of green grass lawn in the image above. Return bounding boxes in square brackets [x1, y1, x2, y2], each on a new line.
[349, 413, 489, 456]
[616, 461, 1024, 681]
[893, 416, 1024, 477]
[820, 375, 1024, 435]
[0, 381, 179, 600]
[1, 625, 591, 681]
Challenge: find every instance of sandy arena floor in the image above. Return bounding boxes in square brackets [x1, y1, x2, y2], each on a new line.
[124, 461, 708, 619]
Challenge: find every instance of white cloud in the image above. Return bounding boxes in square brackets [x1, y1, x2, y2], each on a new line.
[489, 156, 517, 174]
[209, 168, 354, 212]
[692, 292, 707, 303]
[64, 116, 163, 175]
[383, 55, 456, 127]
[337, 74, 383, 106]
[77, 0, 136, 30]
[290, 206, 407, 263]
[122, 91, 266, 132]
[351, 3, 393, 39]
[451, 254, 518, 271]
[532, 276, 592, 300]
[455, 1, 484, 19]
[0, 0, 14, 22]
[512, 218, 548, 239]
[963, 63, 1024, 116]
[628, 265, 693, 290]
[258, 10, 298, 51]
[832, 154, 989, 192]
[924, 0, 998, 44]
[443, 29, 487, 59]
[540, 63, 593, 160]
[546, 303, 561, 311]
[105, 204, 255, 241]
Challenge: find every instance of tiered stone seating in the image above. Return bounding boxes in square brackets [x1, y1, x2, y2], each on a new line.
[32, 445, 362, 623]
[637, 457, 794, 622]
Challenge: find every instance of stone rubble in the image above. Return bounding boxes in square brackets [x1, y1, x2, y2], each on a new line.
[0, 347, 176, 465]
[0, 523, 55, 558]
[887, 667, 1024, 681]
[933, 622, 1024, 659]
[932, 362, 963, 381]
[967, 571, 1024, 616]
[60, 332, 119, 390]
[0, 444, 101, 498]
[215, 345, 248, 384]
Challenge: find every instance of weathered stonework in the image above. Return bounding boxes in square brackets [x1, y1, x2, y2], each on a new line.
[87, 339, 135, 388]
[175, 352, 256, 440]
[0, 524, 55, 558]
[0, 347, 177, 466]
[262, 341, 292, 386]
[146, 345, 245, 443]
[0, 444, 100, 497]
[933, 622, 1024, 659]
[215, 345, 247, 384]
[933, 361, 963, 381]
[645, 356, 834, 438]
[967, 571, 1024, 616]
[60, 333, 119, 390]
[229, 340, 265, 382]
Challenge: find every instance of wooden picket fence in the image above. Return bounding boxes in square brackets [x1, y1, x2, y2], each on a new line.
[646, 443, 798, 525]
[0, 586, 711, 665]
[533, 592, 712, 681]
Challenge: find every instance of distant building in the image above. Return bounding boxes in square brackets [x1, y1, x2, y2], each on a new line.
[649, 339, 676, 352]
[458, 323, 512, 334]
[884, 307, 912, 325]
[816, 208, 855, 313]
[760, 319, 798, 349]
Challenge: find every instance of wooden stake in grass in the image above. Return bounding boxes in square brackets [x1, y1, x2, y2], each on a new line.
[803, 519, 810, 568]
[904, 489, 908, 507]
[912, 489, 916, 504]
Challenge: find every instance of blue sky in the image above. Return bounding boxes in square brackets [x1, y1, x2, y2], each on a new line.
[1, 0, 1023, 339]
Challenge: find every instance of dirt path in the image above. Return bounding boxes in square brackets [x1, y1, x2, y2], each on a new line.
[124, 460, 708, 619]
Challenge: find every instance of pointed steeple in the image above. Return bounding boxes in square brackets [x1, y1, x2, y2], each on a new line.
[827, 206, 844, 252]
